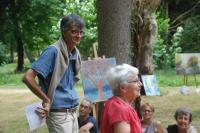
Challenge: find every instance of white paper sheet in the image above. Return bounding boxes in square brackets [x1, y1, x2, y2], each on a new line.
[25, 102, 46, 131]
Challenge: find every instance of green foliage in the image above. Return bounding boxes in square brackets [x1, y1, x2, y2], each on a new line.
[179, 16, 200, 53]
[22, 0, 65, 55]
[1, 0, 97, 61]
[155, 68, 200, 87]
[153, 12, 170, 69]
[154, 12, 183, 69]
[0, 42, 8, 65]
[168, 26, 183, 67]
[0, 63, 28, 88]
[27, 0, 97, 59]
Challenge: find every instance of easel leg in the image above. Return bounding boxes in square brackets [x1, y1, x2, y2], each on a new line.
[183, 75, 186, 85]
[194, 74, 197, 88]
[92, 104, 97, 119]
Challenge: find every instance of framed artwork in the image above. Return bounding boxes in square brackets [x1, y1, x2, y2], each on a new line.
[81, 58, 116, 102]
[176, 53, 200, 75]
[141, 75, 160, 96]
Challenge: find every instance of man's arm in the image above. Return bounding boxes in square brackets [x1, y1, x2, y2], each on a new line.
[79, 122, 94, 133]
[113, 121, 130, 133]
[22, 69, 50, 118]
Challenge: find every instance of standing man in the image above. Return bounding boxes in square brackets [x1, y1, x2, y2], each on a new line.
[23, 14, 84, 133]
[78, 98, 97, 133]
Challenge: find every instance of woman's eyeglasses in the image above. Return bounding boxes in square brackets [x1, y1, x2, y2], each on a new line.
[128, 79, 143, 86]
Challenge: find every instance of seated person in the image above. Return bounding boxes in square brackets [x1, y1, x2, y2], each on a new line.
[141, 103, 166, 133]
[167, 107, 198, 133]
[78, 98, 97, 133]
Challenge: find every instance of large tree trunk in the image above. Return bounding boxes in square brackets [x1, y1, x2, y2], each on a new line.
[132, 0, 160, 74]
[97, 0, 132, 64]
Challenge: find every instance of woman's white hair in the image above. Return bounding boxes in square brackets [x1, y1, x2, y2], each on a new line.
[106, 64, 139, 95]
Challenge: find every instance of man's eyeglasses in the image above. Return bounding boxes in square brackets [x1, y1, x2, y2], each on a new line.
[70, 30, 84, 36]
[128, 79, 142, 86]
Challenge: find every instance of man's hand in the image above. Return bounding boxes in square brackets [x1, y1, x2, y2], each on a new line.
[35, 102, 50, 118]
[79, 127, 90, 133]
[79, 122, 94, 133]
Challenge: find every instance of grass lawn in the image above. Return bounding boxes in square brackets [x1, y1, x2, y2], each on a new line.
[0, 87, 200, 133]
[0, 63, 200, 132]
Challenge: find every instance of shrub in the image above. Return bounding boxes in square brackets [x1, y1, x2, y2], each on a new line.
[179, 16, 200, 53]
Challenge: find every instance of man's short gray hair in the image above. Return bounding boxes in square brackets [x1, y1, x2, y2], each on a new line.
[106, 64, 139, 95]
[82, 98, 93, 110]
[60, 14, 84, 30]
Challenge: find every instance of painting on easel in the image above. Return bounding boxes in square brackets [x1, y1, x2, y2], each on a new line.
[141, 75, 160, 96]
[81, 58, 116, 102]
[176, 53, 200, 75]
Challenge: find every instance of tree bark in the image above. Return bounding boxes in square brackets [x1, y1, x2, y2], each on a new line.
[139, 15, 157, 74]
[16, 35, 24, 71]
[97, 0, 132, 64]
[10, 0, 24, 71]
[9, 43, 14, 63]
[132, 0, 160, 74]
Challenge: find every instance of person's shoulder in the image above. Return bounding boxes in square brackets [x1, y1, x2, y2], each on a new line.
[105, 97, 126, 109]
[189, 125, 198, 133]
[154, 121, 162, 127]
[45, 45, 57, 53]
[167, 124, 177, 132]
[167, 124, 177, 128]
[153, 121, 166, 133]
[38, 45, 57, 58]
[104, 97, 133, 115]
[88, 116, 97, 124]
[88, 116, 96, 121]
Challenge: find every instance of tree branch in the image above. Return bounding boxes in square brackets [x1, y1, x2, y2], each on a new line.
[170, 1, 200, 25]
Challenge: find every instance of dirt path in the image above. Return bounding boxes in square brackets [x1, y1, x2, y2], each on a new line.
[0, 88, 30, 94]
[0, 86, 199, 96]
[0, 88, 85, 98]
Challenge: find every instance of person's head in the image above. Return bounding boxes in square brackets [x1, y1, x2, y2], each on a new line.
[141, 103, 155, 121]
[60, 14, 84, 46]
[174, 108, 192, 130]
[79, 98, 93, 117]
[106, 64, 142, 103]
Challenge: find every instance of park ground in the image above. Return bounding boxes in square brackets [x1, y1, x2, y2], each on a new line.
[0, 86, 200, 133]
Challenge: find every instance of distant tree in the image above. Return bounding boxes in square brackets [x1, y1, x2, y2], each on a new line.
[0, 0, 97, 71]
[179, 16, 200, 53]
[0, 0, 65, 71]
[161, 0, 200, 32]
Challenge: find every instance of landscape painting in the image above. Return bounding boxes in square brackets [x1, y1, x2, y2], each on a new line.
[176, 53, 200, 75]
[81, 58, 116, 102]
[141, 75, 160, 96]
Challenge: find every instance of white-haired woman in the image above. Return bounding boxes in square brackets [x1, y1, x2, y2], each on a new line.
[100, 64, 142, 133]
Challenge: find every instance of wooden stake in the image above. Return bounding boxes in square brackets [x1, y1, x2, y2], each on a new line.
[93, 43, 98, 58]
